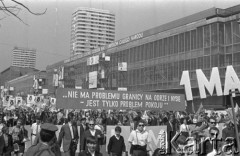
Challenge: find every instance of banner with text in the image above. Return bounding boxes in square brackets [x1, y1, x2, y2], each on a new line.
[56, 88, 185, 111]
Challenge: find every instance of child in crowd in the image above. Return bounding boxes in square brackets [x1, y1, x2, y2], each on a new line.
[107, 126, 126, 156]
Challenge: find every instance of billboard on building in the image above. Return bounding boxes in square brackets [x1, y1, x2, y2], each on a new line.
[118, 62, 127, 71]
[87, 55, 99, 66]
[89, 71, 98, 89]
[56, 88, 185, 111]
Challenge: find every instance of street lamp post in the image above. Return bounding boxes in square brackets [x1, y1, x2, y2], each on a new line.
[230, 90, 240, 155]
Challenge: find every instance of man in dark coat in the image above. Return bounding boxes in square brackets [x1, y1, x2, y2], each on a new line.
[81, 119, 103, 153]
[106, 112, 118, 125]
[78, 117, 88, 151]
[79, 136, 102, 156]
[58, 113, 79, 156]
[0, 126, 13, 156]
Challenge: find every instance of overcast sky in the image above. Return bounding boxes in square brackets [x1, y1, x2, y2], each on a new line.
[0, 0, 240, 72]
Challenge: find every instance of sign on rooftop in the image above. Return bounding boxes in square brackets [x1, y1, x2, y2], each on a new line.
[56, 88, 185, 111]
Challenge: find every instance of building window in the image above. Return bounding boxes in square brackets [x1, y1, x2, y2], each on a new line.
[179, 33, 185, 52]
[185, 31, 190, 52]
[191, 30, 197, 50]
[225, 22, 232, 45]
[197, 27, 203, 49]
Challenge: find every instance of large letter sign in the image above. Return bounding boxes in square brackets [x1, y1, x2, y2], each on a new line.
[196, 67, 223, 99]
[180, 71, 192, 101]
[180, 65, 240, 101]
[224, 66, 240, 95]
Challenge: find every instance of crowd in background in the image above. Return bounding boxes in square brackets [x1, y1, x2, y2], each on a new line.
[0, 107, 240, 156]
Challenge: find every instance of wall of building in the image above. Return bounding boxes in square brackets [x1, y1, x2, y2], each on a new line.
[0, 66, 38, 87]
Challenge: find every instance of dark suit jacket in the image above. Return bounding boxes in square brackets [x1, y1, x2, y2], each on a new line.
[105, 117, 117, 125]
[78, 150, 102, 156]
[148, 117, 158, 126]
[0, 134, 13, 155]
[79, 124, 88, 150]
[58, 123, 79, 152]
[81, 129, 103, 152]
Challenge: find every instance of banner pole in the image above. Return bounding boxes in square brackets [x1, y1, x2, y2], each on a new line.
[230, 91, 240, 155]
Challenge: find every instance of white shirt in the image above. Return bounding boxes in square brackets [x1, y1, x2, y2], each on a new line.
[128, 129, 150, 146]
[31, 123, 40, 135]
[115, 134, 120, 140]
[68, 122, 74, 139]
[90, 129, 96, 136]
[94, 125, 101, 131]
[88, 150, 95, 156]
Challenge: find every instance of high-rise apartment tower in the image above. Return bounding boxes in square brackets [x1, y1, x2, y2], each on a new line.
[70, 7, 115, 57]
[12, 47, 36, 68]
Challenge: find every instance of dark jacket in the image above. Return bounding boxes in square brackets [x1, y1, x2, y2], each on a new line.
[0, 133, 13, 155]
[105, 117, 118, 125]
[78, 150, 102, 156]
[81, 129, 103, 152]
[58, 123, 79, 152]
[79, 123, 88, 150]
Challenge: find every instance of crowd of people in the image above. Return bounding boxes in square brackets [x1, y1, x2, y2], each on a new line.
[0, 107, 239, 156]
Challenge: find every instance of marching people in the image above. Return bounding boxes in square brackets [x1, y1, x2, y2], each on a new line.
[107, 126, 126, 156]
[31, 116, 41, 145]
[128, 119, 153, 156]
[79, 136, 103, 156]
[81, 118, 103, 153]
[58, 112, 79, 156]
[25, 123, 61, 156]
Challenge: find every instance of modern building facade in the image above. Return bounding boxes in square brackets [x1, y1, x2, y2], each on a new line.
[48, 4, 240, 110]
[70, 7, 115, 57]
[12, 47, 36, 68]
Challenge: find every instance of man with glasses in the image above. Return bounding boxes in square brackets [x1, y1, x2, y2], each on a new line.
[128, 120, 153, 156]
[81, 119, 103, 153]
[202, 117, 218, 138]
[199, 127, 221, 155]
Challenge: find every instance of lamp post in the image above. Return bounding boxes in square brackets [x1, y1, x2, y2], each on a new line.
[229, 90, 240, 155]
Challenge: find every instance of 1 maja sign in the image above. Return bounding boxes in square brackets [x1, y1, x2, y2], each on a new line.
[180, 65, 240, 101]
[56, 88, 185, 111]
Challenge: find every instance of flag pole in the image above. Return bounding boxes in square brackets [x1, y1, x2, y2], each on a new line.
[230, 90, 240, 155]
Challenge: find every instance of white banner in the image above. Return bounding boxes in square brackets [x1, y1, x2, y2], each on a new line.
[89, 71, 98, 89]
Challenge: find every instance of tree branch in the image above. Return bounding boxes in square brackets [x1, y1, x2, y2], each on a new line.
[0, 0, 47, 25]
[10, 0, 47, 15]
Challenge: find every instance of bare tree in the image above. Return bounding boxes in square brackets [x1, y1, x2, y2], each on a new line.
[0, 0, 47, 25]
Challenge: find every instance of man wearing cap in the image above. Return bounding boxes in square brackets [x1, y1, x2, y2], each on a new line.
[31, 116, 41, 145]
[25, 123, 61, 156]
[58, 113, 79, 156]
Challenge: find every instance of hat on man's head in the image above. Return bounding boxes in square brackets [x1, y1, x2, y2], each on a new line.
[41, 123, 58, 132]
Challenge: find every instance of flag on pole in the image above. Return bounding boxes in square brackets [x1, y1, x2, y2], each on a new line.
[235, 103, 239, 114]
[191, 101, 195, 113]
[196, 103, 204, 115]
